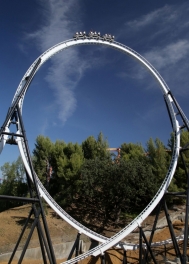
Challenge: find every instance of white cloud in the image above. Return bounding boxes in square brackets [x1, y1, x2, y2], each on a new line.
[117, 2, 189, 96]
[28, 0, 78, 49]
[119, 2, 189, 48]
[144, 40, 189, 70]
[118, 39, 189, 95]
[25, 0, 112, 131]
[126, 5, 172, 29]
[143, 39, 189, 95]
[124, 4, 187, 35]
[45, 49, 90, 123]
[26, 0, 87, 127]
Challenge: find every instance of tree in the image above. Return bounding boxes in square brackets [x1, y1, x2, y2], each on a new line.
[146, 137, 180, 198]
[82, 136, 97, 159]
[168, 130, 189, 190]
[0, 157, 28, 212]
[82, 132, 109, 160]
[77, 156, 157, 230]
[33, 136, 84, 207]
[120, 142, 144, 161]
[33, 135, 55, 185]
[146, 138, 170, 184]
[52, 141, 84, 206]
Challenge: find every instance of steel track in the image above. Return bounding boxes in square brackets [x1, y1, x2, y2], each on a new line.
[0, 38, 186, 263]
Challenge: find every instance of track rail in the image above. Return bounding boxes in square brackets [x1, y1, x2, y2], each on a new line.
[0, 37, 185, 262]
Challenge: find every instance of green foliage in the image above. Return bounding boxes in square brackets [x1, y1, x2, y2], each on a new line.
[146, 136, 185, 203]
[78, 157, 157, 228]
[0, 157, 28, 212]
[82, 136, 97, 159]
[82, 132, 109, 159]
[31, 132, 189, 227]
[32, 132, 109, 208]
[146, 138, 170, 184]
[52, 141, 84, 206]
[2, 130, 187, 227]
[168, 130, 189, 190]
[33, 136, 84, 207]
[120, 142, 144, 160]
[33, 135, 55, 182]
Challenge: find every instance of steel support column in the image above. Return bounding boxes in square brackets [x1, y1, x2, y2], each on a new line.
[0, 98, 56, 263]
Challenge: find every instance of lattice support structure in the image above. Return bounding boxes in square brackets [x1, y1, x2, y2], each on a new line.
[0, 35, 189, 263]
[0, 89, 56, 264]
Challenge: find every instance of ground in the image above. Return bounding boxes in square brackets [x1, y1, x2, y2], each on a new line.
[0, 204, 188, 263]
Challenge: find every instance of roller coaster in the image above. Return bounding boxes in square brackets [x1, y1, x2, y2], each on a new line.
[0, 32, 189, 264]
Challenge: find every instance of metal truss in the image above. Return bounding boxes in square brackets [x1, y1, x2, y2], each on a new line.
[0, 35, 189, 263]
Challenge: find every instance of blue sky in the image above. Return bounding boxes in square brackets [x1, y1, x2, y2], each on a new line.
[0, 0, 189, 168]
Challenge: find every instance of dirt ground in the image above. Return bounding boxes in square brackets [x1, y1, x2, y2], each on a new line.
[0, 204, 188, 263]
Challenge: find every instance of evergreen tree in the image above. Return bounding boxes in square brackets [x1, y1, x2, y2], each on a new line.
[120, 142, 144, 160]
[33, 135, 54, 184]
[0, 157, 28, 211]
[168, 130, 189, 190]
[78, 157, 157, 228]
[146, 138, 170, 183]
[82, 136, 97, 159]
[33, 136, 84, 207]
[146, 137, 179, 195]
[82, 132, 109, 160]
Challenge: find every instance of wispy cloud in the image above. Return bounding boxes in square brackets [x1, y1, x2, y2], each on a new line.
[118, 2, 189, 95]
[28, 0, 79, 50]
[45, 49, 90, 123]
[125, 5, 180, 32]
[144, 40, 189, 70]
[25, 0, 88, 129]
[25, 0, 112, 133]
[142, 39, 189, 95]
[123, 3, 189, 41]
